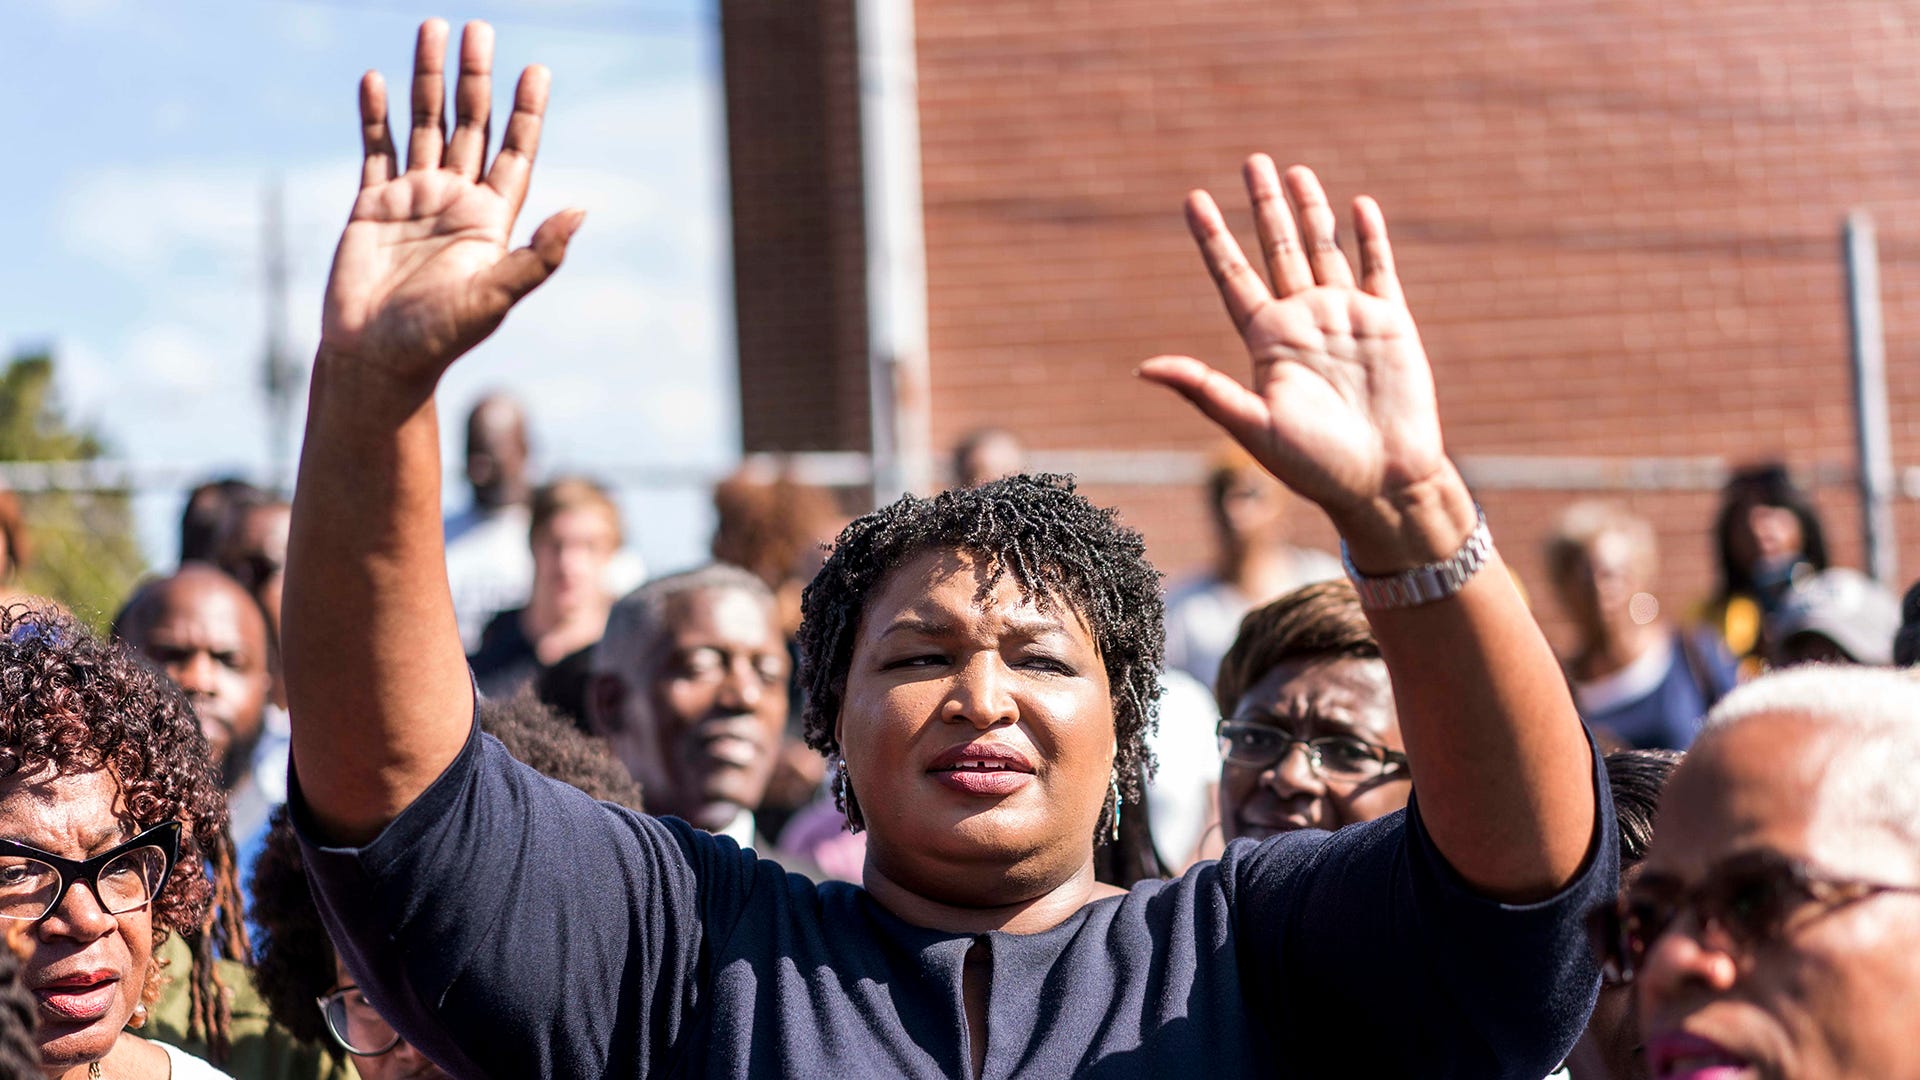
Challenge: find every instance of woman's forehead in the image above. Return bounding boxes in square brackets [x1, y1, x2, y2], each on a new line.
[0, 766, 131, 848]
[861, 547, 1090, 638]
[1645, 717, 1902, 881]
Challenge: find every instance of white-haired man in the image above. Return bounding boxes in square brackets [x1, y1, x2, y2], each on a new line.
[1592, 665, 1920, 1079]
[585, 564, 791, 848]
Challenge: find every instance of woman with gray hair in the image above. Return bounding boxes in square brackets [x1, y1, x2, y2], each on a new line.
[1591, 666, 1920, 1079]
[1546, 501, 1737, 750]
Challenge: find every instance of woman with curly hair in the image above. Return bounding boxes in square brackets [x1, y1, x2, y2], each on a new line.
[0, 604, 243, 1078]
[278, 21, 1611, 1078]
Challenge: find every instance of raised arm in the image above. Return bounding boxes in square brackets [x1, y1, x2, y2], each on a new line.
[1140, 157, 1594, 900]
[283, 19, 583, 844]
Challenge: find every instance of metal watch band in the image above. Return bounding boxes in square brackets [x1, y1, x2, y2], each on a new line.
[1340, 507, 1493, 610]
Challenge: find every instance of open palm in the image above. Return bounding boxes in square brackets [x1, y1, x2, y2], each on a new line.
[320, 20, 582, 389]
[1141, 157, 1446, 526]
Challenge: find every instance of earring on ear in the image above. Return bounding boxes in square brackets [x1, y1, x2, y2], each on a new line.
[1109, 773, 1122, 842]
[836, 759, 865, 834]
[133, 959, 164, 1029]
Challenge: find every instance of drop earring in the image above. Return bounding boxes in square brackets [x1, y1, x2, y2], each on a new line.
[837, 760, 865, 833]
[1109, 774, 1122, 841]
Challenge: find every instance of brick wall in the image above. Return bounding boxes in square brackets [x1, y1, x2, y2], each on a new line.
[720, 0, 871, 453]
[724, 0, 1920, 646]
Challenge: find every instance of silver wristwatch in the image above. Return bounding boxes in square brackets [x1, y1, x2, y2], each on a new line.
[1341, 506, 1493, 610]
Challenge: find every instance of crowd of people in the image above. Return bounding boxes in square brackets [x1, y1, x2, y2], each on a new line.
[1, 17, 1918, 1080]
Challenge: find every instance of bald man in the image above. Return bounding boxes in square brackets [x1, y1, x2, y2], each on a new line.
[115, 565, 277, 850]
[445, 393, 535, 650]
[1603, 666, 1920, 1079]
[587, 565, 791, 843]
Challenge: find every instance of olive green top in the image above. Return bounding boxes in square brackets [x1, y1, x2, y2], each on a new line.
[145, 934, 358, 1080]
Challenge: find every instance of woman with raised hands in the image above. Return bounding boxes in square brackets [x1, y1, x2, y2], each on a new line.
[282, 19, 1614, 1078]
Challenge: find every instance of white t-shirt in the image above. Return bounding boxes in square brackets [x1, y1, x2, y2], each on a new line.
[1144, 669, 1223, 870]
[444, 504, 535, 652]
[160, 1041, 236, 1079]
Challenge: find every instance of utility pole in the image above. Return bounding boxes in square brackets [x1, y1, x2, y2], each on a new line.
[857, 0, 933, 505]
[261, 180, 301, 493]
[1844, 210, 1896, 584]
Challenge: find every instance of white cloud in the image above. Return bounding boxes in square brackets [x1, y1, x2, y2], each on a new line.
[123, 324, 220, 393]
[46, 69, 730, 573]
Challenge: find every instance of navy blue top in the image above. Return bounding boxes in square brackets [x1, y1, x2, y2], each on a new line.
[1580, 630, 1737, 751]
[294, 717, 1616, 1079]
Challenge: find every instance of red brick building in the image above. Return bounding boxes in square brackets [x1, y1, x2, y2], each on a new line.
[719, 0, 1920, 648]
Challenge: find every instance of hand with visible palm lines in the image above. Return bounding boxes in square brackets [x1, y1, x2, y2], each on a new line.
[320, 19, 583, 394]
[1139, 156, 1463, 567]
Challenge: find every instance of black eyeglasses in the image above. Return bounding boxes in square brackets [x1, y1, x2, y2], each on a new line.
[1586, 848, 1920, 985]
[316, 985, 402, 1056]
[0, 821, 180, 922]
[1215, 721, 1408, 780]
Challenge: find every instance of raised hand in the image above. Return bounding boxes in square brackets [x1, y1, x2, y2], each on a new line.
[1139, 157, 1459, 564]
[319, 19, 583, 395]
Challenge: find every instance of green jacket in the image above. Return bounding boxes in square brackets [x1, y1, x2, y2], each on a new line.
[145, 935, 358, 1080]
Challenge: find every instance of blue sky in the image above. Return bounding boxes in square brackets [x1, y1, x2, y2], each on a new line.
[0, 0, 732, 573]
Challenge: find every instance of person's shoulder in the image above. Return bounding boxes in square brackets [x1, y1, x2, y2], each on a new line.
[1216, 814, 1409, 908]
[469, 608, 531, 664]
[1285, 544, 1345, 582]
[158, 1040, 239, 1080]
[1165, 573, 1230, 609]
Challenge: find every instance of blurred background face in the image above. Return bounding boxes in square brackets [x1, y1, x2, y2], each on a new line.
[217, 503, 290, 594]
[1211, 466, 1287, 553]
[606, 587, 789, 830]
[956, 432, 1025, 488]
[1636, 716, 1920, 1080]
[530, 507, 619, 620]
[464, 400, 529, 509]
[1218, 655, 1407, 842]
[124, 571, 271, 785]
[1, 768, 155, 1074]
[1727, 504, 1805, 578]
[1554, 530, 1648, 640]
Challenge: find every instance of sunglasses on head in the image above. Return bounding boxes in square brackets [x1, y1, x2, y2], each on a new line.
[1586, 847, 1920, 985]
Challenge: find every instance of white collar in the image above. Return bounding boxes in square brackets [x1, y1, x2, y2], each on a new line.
[1572, 635, 1677, 714]
[718, 806, 758, 849]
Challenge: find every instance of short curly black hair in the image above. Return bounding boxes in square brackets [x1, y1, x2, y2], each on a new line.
[250, 695, 644, 1050]
[795, 474, 1165, 843]
[0, 603, 245, 1060]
